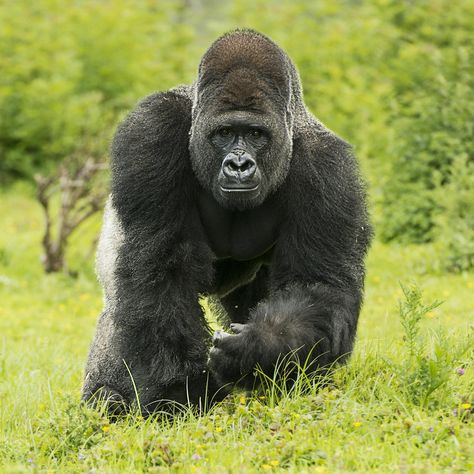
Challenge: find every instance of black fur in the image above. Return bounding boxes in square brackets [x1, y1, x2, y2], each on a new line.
[82, 30, 372, 414]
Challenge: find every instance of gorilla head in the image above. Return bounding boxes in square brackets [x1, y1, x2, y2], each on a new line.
[189, 30, 300, 210]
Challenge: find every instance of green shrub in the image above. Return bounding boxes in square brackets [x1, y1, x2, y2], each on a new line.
[0, 0, 195, 182]
[380, 2, 473, 246]
[1, 0, 473, 273]
[435, 155, 474, 272]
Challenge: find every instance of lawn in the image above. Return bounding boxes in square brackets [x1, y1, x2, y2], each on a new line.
[0, 188, 472, 473]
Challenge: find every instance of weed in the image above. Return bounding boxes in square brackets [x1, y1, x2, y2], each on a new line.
[395, 284, 473, 407]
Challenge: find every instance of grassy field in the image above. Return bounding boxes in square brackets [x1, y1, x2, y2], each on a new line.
[0, 188, 472, 473]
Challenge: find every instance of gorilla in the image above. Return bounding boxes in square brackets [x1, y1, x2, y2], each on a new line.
[82, 29, 372, 414]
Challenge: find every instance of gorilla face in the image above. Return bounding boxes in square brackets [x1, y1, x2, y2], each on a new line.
[190, 103, 293, 211]
[190, 109, 292, 210]
[212, 120, 267, 196]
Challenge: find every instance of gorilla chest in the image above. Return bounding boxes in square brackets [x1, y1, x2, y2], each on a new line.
[197, 194, 279, 261]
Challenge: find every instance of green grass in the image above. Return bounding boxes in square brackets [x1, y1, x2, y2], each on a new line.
[0, 188, 473, 473]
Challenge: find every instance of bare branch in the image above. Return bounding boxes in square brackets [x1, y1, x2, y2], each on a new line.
[34, 147, 108, 274]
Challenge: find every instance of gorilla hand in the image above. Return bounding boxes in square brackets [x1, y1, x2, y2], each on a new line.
[209, 324, 268, 389]
[209, 285, 358, 389]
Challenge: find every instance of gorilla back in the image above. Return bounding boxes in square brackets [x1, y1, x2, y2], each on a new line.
[82, 30, 372, 414]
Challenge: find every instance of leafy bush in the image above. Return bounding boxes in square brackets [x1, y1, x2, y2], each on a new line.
[435, 155, 474, 272]
[380, 2, 474, 248]
[1, 0, 473, 271]
[0, 0, 195, 182]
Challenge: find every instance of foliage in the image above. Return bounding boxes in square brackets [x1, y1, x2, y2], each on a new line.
[379, 2, 474, 248]
[434, 155, 474, 272]
[0, 0, 194, 181]
[1, 0, 473, 270]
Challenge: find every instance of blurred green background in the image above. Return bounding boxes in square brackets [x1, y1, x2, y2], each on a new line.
[1, 0, 473, 269]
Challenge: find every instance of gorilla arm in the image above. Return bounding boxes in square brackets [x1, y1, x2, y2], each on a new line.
[209, 125, 372, 388]
[82, 90, 221, 412]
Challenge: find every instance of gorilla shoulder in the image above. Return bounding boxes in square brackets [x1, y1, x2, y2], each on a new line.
[112, 87, 193, 164]
[110, 87, 194, 227]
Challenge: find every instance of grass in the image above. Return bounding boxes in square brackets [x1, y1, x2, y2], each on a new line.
[0, 187, 473, 473]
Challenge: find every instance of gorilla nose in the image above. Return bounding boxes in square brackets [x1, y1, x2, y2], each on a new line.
[222, 153, 257, 182]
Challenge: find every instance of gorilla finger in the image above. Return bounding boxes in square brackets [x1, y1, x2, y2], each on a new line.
[230, 323, 246, 334]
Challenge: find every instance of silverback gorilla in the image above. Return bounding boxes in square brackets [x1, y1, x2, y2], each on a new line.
[82, 30, 372, 414]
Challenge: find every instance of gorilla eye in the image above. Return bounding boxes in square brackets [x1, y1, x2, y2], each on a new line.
[249, 129, 262, 139]
[218, 128, 232, 137]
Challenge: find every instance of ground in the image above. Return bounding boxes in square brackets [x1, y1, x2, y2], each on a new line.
[0, 188, 472, 473]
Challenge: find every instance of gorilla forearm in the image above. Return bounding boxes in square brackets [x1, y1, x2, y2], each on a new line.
[209, 283, 361, 388]
[83, 289, 215, 411]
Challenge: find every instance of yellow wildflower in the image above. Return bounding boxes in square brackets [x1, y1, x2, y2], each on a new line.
[461, 403, 471, 409]
[353, 421, 362, 427]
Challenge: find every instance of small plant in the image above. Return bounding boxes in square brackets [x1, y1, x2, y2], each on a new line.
[399, 283, 442, 357]
[396, 283, 473, 407]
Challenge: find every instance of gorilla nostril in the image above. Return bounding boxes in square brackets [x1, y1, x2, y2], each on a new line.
[240, 161, 256, 179]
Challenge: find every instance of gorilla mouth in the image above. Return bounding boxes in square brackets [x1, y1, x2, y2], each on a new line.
[220, 184, 260, 193]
